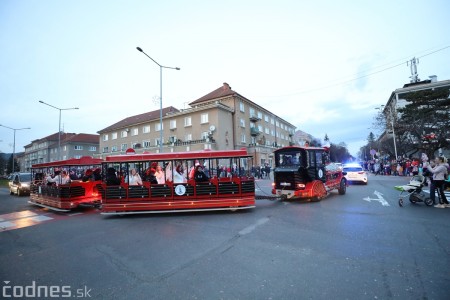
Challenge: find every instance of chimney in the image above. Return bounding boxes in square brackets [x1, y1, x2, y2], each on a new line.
[429, 75, 437, 83]
[223, 82, 230, 90]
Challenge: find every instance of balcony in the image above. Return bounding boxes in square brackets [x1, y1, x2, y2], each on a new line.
[250, 127, 260, 136]
[249, 114, 261, 122]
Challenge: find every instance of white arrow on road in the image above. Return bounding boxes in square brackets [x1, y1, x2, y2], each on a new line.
[363, 191, 390, 206]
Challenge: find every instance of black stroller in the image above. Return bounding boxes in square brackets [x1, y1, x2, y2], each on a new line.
[395, 175, 433, 207]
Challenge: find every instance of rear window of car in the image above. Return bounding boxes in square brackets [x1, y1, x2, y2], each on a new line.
[343, 167, 363, 172]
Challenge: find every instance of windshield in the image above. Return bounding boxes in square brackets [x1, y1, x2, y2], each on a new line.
[19, 174, 32, 182]
[275, 151, 303, 168]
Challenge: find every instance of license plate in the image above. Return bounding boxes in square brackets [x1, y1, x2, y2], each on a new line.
[280, 182, 291, 186]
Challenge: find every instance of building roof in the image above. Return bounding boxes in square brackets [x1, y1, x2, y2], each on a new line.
[189, 82, 241, 105]
[97, 106, 180, 134]
[189, 82, 296, 128]
[25, 132, 99, 148]
[63, 133, 99, 144]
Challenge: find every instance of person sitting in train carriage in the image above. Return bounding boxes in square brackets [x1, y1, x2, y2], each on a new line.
[144, 167, 158, 184]
[69, 168, 79, 180]
[189, 161, 200, 179]
[46, 169, 62, 186]
[93, 168, 102, 181]
[82, 169, 94, 182]
[155, 164, 165, 184]
[125, 168, 143, 186]
[173, 164, 186, 183]
[164, 161, 172, 183]
[61, 170, 71, 185]
[194, 165, 209, 182]
[106, 167, 121, 186]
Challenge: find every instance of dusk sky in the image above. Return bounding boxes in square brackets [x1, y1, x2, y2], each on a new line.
[1, 0, 449, 157]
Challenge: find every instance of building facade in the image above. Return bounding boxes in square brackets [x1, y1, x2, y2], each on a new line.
[379, 76, 450, 158]
[24, 132, 100, 171]
[97, 83, 296, 166]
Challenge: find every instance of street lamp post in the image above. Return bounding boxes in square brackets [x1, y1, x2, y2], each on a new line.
[0, 124, 31, 173]
[39, 101, 79, 161]
[136, 47, 180, 153]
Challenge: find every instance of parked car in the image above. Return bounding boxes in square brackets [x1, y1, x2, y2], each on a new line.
[343, 164, 368, 184]
[9, 172, 32, 196]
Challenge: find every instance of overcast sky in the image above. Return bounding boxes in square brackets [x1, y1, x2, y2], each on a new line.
[1, 0, 449, 157]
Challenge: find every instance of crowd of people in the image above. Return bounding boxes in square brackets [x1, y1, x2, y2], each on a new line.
[363, 154, 449, 208]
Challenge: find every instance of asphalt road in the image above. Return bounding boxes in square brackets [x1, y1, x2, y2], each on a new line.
[0, 174, 449, 299]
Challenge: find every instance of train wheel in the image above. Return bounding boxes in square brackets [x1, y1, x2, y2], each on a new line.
[338, 179, 346, 195]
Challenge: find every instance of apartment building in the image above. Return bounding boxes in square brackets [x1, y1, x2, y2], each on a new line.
[98, 82, 296, 165]
[24, 132, 100, 171]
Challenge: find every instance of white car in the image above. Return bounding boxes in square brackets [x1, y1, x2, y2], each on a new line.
[343, 164, 368, 184]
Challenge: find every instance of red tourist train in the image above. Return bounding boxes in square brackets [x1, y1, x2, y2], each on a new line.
[29, 146, 346, 214]
[99, 149, 255, 214]
[29, 156, 103, 211]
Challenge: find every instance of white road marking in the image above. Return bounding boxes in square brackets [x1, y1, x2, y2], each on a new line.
[363, 191, 390, 206]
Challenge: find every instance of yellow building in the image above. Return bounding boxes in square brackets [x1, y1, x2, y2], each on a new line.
[97, 83, 296, 165]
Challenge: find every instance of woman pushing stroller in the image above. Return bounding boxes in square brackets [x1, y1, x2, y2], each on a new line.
[425, 156, 449, 208]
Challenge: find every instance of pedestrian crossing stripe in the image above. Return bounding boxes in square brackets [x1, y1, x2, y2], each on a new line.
[0, 210, 53, 232]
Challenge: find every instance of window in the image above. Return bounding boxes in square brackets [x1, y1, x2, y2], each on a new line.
[185, 133, 192, 141]
[155, 123, 163, 131]
[276, 121, 280, 127]
[240, 101, 245, 112]
[240, 119, 246, 127]
[132, 128, 138, 136]
[121, 143, 127, 151]
[63, 145, 67, 151]
[132, 142, 138, 149]
[74, 155, 81, 159]
[169, 136, 177, 144]
[155, 138, 164, 146]
[201, 132, 209, 140]
[103, 134, 108, 141]
[184, 117, 192, 127]
[257, 111, 262, 119]
[111, 145, 118, 152]
[241, 133, 246, 143]
[265, 115, 269, 122]
[201, 113, 208, 124]
[74, 145, 83, 150]
[271, 118, 274, 125]
[121, 130, 128, 138]
[102, 147, 109, 153]
[265, 127, 270, 134]
[143, 140, 151, 148]
[249, 107, 255, 117]
[271, 130, 275, 136]
[112, 132, 118, 139]
[143, 125, 150, 133]
[250, 122, 255, 128]
[89, 146, 96, 151]
[258, 125, 263, 132]
[170, 120, 177, 129]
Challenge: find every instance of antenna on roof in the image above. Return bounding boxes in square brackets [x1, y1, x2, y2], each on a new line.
[407, 57, 420, 83]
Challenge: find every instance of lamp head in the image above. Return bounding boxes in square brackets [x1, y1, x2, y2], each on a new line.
[176, 67, 180, 70]
[136, 47, 143, 52]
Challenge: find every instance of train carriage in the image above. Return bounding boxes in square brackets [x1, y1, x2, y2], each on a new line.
[99, 149, 255, 214]
[29, 156, 103, 211]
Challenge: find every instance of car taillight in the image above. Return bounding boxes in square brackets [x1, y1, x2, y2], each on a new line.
[297, 183, 306, 189]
